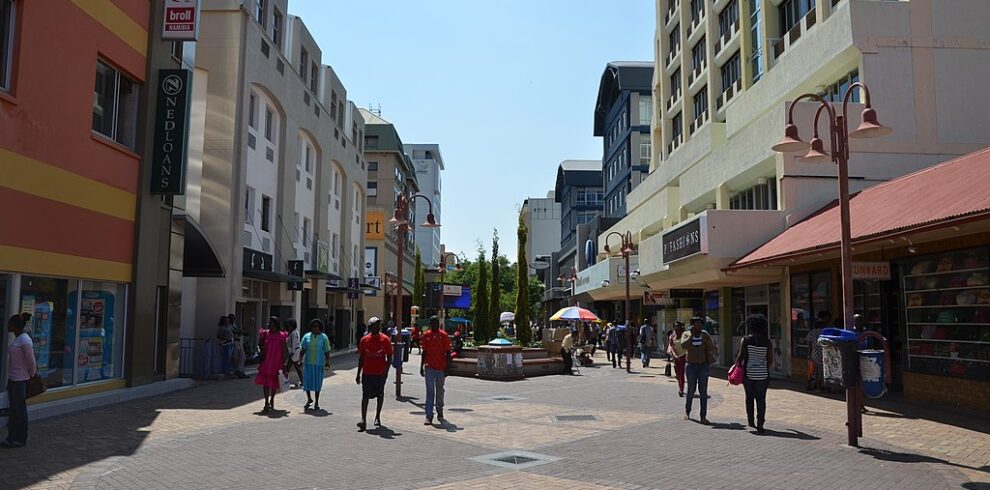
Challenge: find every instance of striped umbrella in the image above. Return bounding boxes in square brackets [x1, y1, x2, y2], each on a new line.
[549, 306, 600, 322]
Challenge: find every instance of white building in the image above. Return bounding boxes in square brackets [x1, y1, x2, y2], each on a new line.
[521, 191, 562, 271]
[407, 144, 444, 268]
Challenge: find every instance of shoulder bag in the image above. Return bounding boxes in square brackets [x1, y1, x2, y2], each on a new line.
[26, 374, 47, 399]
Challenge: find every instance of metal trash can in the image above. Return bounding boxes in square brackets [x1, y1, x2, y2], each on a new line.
[392, 342, 406, 369]
[818, 328, 859, 388]
[859, 349, 887, 398]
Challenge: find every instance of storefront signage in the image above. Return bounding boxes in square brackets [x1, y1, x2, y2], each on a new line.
[669, 288, 704, 300]
[151, 69, 192, 194]
[243, 247, 273, 274]
[443, 284, 463, 296]
[853, 261, 891, 281]
[288, 260, 304, 291]
[162, 0, 201, 40]
[364, 247, 378, 277]
[662, 215, 708, 264]
[316, 240, 330, 274]
[644, 291, 675, 306]
[347, 278, 360, 299]
[365, 211, 385, 240]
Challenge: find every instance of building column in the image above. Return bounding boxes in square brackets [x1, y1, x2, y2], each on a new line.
[715, 182, 731, 210]
[719, 287, 733, 366]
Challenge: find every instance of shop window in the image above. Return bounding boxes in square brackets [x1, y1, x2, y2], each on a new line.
[901, 247, 990, 380]
[1, 0, 16, 92]
[92, 60, 139, 148]
[790, 270, 833, 359]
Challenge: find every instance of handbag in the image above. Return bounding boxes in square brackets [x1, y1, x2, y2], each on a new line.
[278, 371, 291, 393]
[26, 374, 47, 399]
[728, 363, 745, 386]
[664, 362, 672, 377]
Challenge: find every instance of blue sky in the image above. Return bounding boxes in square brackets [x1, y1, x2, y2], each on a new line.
[290, 0, 655, 261]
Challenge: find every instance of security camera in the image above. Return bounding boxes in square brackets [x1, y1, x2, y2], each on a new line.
[601, 280, 611, 288]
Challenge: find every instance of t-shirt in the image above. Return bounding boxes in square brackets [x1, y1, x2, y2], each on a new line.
[421, 328, 452, 370]
[561, 333, 574, 351]
[216, 325, 234, 344]
[359, 332, 394, 376]
[9, 332, 36, 382]
[639, 325, 654, 346]
[301, 332, 331, 366]
[288, 329, 302, 363]
[742, 335, 771, 380]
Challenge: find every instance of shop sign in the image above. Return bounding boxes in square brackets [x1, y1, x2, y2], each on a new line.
[669, 288, 704, 300]
[853, 261, 891, 281]
[288, 260, 304, 291]
[365, 211, 385, 240]
[316, 240, 330, 274]
[364, 247, 378, 277]
[151, 69, 192, 194]
[443, 284, 463, 296]
[243, 247, 273, 273]
[662, 215, 708, 264]
[643, 291, 675, 306]
[162, 0, 201, 40]
[347, 277, 360, 299]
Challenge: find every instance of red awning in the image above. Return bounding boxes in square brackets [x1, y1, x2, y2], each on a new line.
[730, 147, 990, 269]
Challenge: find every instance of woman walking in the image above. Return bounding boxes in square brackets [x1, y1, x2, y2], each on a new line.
[3, 313, 36, 448]
[680, 316, 717, 424]
[285, 319, 304, 388]
[255, 317, 289, 412]
[666, 321, 687, 397]
[216, 315, 236, 376]
[735, 314, 774, 433]
[300, 319, 332, 411]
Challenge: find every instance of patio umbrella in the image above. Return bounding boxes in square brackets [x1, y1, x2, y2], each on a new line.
[549, 306, 600, 322]
[499, 311, 515, 323]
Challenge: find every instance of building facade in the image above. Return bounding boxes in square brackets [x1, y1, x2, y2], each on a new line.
[594, 62, 653, 219]
[407, 144, 444, 269]
[522, 191, 562, 272]
[361, 109, 419, 327]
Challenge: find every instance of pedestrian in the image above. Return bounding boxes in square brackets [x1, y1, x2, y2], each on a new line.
[229, 314, 249, 378]
[3, 313, 36, 449]
[561, 328, 574, 375]
[639, 321, 655, 368]
[625, 320, 637, 372]
[680, 316, 717, 424]
[451, 330, 464, 358]
[356, 317, 392, 431]
[735, 314, 774, 432]
[806, 311, 830, 391]
[605, 323, 620, 368]
[284, 319, 304, 388]
[254, 317, 289, 412]
[667, 321, 687, 397]
[300, 318, 332, 411]
[420, 316, 452, 425]
[410, 325, 422, 354]
[215, 315, 235, 376]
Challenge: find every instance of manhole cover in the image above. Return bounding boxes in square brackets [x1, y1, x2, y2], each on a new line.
[551, 414, 600, 423]
[470, 451, 560, 470]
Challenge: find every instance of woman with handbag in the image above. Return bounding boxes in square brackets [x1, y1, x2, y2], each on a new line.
[4, 313, 37, 448]
[254, 317, 290, 412]
[735, 314, 774, 433]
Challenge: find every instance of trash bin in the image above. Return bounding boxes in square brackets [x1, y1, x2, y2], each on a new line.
[401, 331, 411, 362]
[859, 349, 886, 398]
[392, 342, 406, 369]
[818, 328, 859, 388]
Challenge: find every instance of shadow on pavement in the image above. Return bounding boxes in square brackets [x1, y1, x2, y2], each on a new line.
[860, 447, 990, 474]
[433, 420, 464, 433]
[253, 408, 290, 419]
[302, 408, 331, 417]
[753, 428, 821, 440]
[706, 421, 746, 430]
[365, 426, 402, 439]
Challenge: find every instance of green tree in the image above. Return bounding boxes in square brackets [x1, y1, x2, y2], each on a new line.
[489, 229, 501, 340]
[515, 212, 532, 344]
[474, 249, 490, 342]
[413, 248, 425, 309]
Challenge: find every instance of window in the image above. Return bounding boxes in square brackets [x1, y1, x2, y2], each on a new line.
[749, 0, 763, 82]
[691, 37, 706, 71]
[330, 91, 338, 119]
[638, 96, 652, 126]
[331, 233, 338, 258]
[640, 136, 651, 165]
[302, 218, 310, 247]
[272, 8, 282, 46]
[729, 177, 777, 210]
[304, 143, 312, 173]
[245, 187, 255, 224]
[248, 93, 257, 128]
[261, 195, 272, 232]
[92, 60, 139, 148]
[718, 0, 739, 38]
[265, 107, 274, 141]
[367, 181, 378, 197]
[670, 68, 682, 95]
[822, 69, 860, 103]
[576, 210, 597, 225]
[364, 135, 378, 147]
[720, 52, 741, 92]
[170, 41, 183, 62]
[299, 48, 308, 81]
[256, 0, 266, 28]
[669, 24, 680, 53]
[368, 161, 378, 172]
[1, 0, 13, 91]
[690, 0, 704, 22]
[693, 89, 708, 123]
[778, 0, 815, 37]
[672, 112, 683, 140]
[337, 101, 344, 126]
[310, 63, 318, 93]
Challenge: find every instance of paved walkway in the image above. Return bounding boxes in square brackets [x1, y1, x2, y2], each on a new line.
[2, 352, 988, 489]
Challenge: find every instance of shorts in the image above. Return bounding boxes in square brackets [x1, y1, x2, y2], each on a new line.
[361, 374, 386, 399]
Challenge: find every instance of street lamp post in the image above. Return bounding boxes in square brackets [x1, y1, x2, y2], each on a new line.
[436, 251, 462, 329]
[605, 231, 636, 372]
[556, 269, 577, 307]
[772, 82, 891, 447]
[388, 192, 440, 399]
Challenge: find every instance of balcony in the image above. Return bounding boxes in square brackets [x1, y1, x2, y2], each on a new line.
[664, 2, 680, 29]
[712, 0, 732, 14]
[714, 19, 740, 62]
[715, 77, 743, 114]
[689, 110, 710, 134]
[771, 8, 818, 66]
[666, 47, 681, 70]
[687, 13, 706, 44]
[666, 89, 682, 111]
[667, 133, 685, 154]
[687, 61, 707, 91]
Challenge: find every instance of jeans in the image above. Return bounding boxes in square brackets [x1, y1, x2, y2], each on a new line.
[6, 380, 28, 444]
[743, 377, 770, 427]
[640, 345, 652, 366]
[424, 367, 446, 420]
[685, 362, 710, 419]
[220, 343, 235, 374]
[562, 348, 573, 374]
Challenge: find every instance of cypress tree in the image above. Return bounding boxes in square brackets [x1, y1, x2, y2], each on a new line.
[515, 212, 532, 345]
[413, 248, 424, 310]
[474, 249, 489, 343]
[489, 229, 500, 341]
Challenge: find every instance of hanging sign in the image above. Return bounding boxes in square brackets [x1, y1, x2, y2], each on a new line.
[853, 262, 891, 281]
[288, 260, 305, 291]
[150, 69, 192, 194]
[162, 0, 201, 41]
[662, 215, 708, 264]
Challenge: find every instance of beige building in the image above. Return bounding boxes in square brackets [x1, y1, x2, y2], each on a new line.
[587, 0, 990, 379]
[183, 0, 367, 350]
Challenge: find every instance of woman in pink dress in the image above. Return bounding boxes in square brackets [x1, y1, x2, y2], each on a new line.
[254, 316, 289, 412]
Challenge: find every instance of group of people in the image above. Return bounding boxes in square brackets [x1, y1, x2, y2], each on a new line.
[252, 316, 334, 412]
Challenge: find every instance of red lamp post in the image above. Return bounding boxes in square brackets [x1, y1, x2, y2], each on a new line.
[436, 251, 462, 329]
[604, 231, 637, 325]
[772, 82, 891, 447]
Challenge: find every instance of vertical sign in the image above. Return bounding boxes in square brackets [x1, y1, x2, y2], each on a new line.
[162, 0, 201, 41]
[151, 69, 192, 194]
[365, 211, 385, 240]
[288, 260, 305, 291]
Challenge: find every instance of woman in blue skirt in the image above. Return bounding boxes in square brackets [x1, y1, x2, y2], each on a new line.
[300, 318, 332, 411]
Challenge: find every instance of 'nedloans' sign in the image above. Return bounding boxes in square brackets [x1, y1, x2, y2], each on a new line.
[151, 69, 191, 194]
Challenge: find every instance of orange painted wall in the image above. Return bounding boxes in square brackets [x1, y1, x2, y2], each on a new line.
[0, 0, 149, 276]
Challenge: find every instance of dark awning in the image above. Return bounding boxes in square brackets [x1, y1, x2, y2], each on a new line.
[244, 270, 298, 282]
[305, 270, 340, 280]
[173, 212, 225, 278]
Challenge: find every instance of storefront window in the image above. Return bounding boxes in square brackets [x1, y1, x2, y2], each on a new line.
[704, 290, 720, 335]
[901, 247, 990, 379]
[19, 276, 74, 389]
[790, 270, 833, 359]
[731, 287, 746, 335]
[69, 282, 127, 382]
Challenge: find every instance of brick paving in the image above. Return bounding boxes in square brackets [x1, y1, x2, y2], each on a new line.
[0, 352, 986, 489]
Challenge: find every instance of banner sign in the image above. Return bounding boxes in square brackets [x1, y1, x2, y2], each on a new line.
[365, 211, 385, 240]
[243, 247, 273, 273]
[853, 262, 891, 281]
[364, 247, 378, 277]
[288, 260, 304, 291]
[163, 0, 201, 40]
[151, 69, 192, 194]
[669, 288, 704, 300]
[662, 215, 708, 264]
[443, 284, 463, 296]
[643, 291, 675, 306]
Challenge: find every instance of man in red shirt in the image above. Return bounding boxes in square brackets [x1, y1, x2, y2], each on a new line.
[356, 317, 393, 431]
[419, 316, 451, 425]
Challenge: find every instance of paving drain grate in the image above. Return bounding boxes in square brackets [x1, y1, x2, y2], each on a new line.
[551, 414, 600, 423]
[470, 451, 560, 470]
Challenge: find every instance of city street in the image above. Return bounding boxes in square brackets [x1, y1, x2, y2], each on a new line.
[4, 351, 988, 490]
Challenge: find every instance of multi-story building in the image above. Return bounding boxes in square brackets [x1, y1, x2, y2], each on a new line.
[522, 191, 562, 272]
[407, 144, 444, 269]
[361, 109, 420, 326]
[594, 62, 653, 219]
[555, 160, 604, 274]
[589, 0, 990, 402]
[189, 0, 367, 351]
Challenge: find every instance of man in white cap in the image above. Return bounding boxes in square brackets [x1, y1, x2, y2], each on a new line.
[356, 317, 393, 431]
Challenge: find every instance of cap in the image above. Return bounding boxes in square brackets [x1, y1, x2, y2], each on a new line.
[674, 321, 685, 327]
[454, 331, 461, 337]
[690, 316, 704, 324]
[368, 317, 381, 327]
